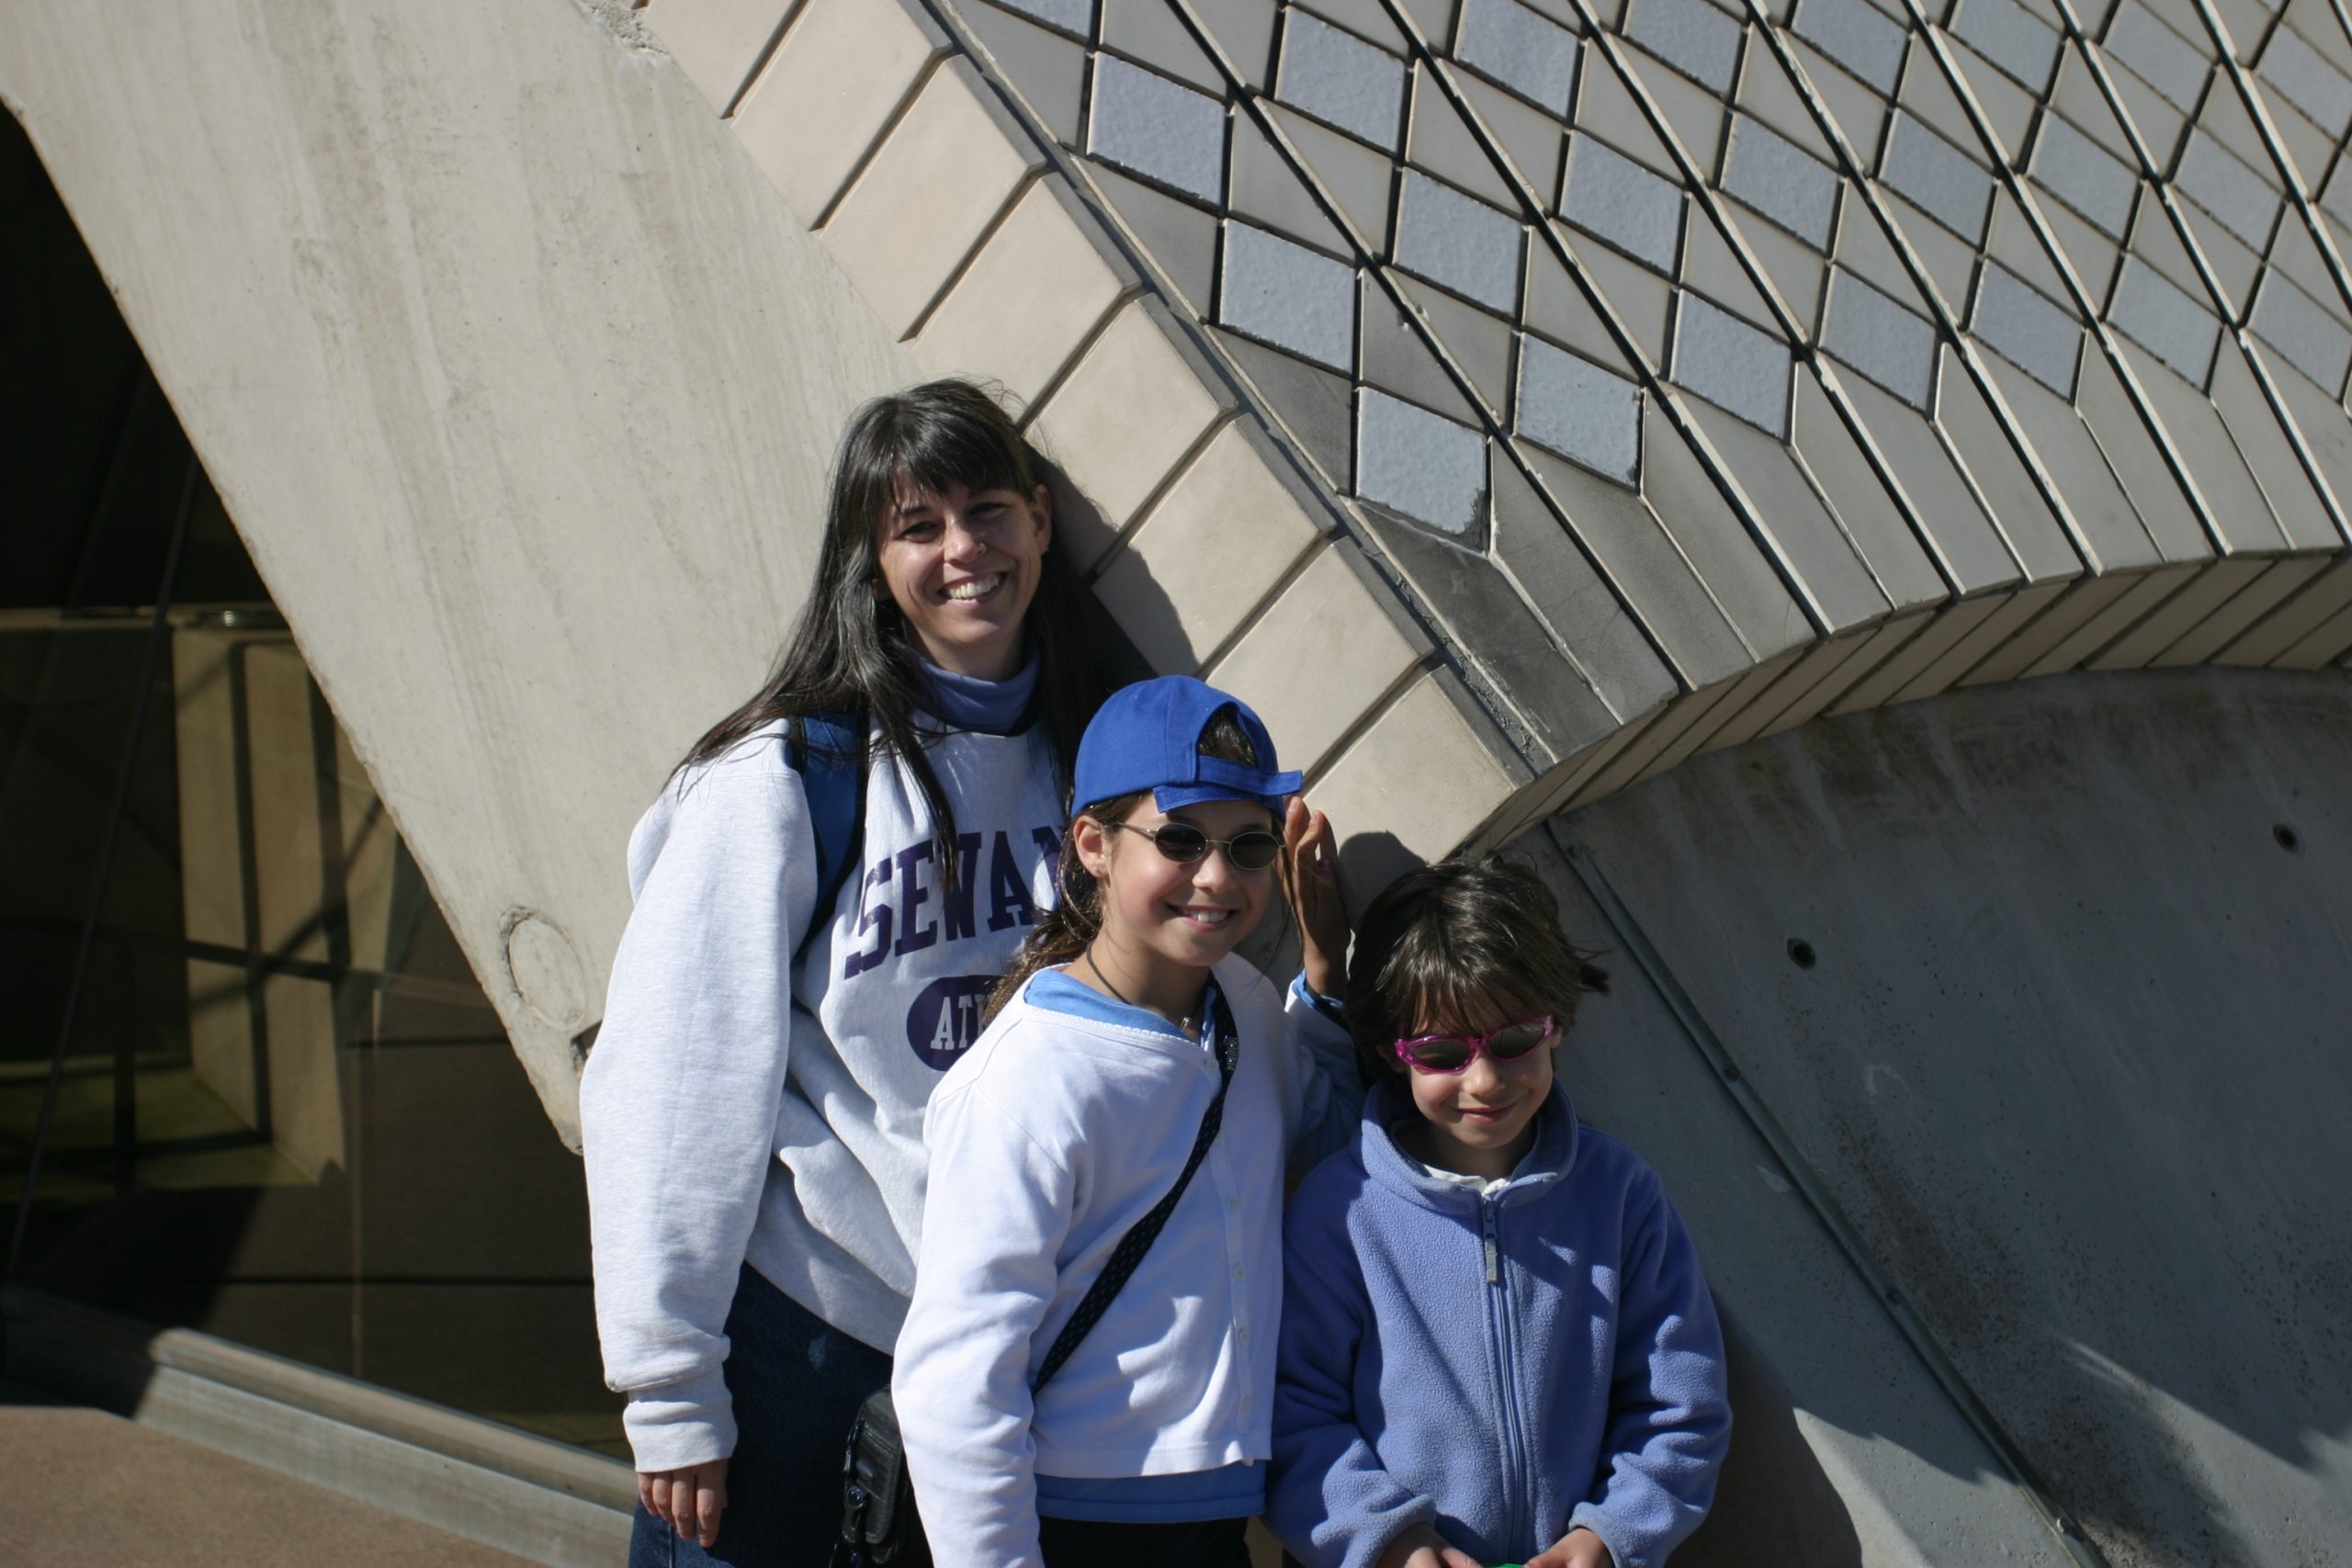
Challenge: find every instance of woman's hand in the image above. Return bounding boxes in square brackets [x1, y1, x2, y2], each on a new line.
[639, 1458, 729, 1550]
[1374, 1522, 1482, 1568]
[1283, 797, 1349, 998]
[1527, 1527, 1616, 1568]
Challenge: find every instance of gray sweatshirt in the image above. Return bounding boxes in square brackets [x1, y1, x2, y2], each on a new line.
[580, 715, 1066, 1471]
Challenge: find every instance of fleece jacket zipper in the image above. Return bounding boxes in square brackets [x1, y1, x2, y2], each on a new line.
[1481, 1195, 1531, 1551]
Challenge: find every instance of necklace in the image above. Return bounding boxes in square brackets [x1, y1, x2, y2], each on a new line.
[1082, 947, 1201, 1035]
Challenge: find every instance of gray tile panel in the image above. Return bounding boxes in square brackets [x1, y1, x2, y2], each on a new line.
[1793, 0, 1909, 95]
[2030, 115, 2137, 241]
[1228, 113, 1353, 254]
[1409, 64, 1523, 206]
[1487, 451, 1683, 716]
[1952, 0, 2061, 91]
[1191, 0, 1280, 86]
[965, 1, 1090, 144]
[2067, 342, 2210, 558]
[1627, 0, 1746, 95]
[1220, 221, 1360, 370]
[993, 0, 1092, 39]
[1519, 438, 1758, 682]
[2172, 130, 2279, 252]
[2206, 343, 2338, 548]
[1395, 171, 1526, 310]
[1881, 114, 1996, 242]
[1213, 327, 1358, 482]
[2258, 25, 2352, 136]
[1362, 278, 1485, 417]
[1524, 243, 1638, 367]
[1822, 266, 1938, 408]
[1398, 274, 1518, 415]
[1739, 212, 1830, 333]
[2101, 1, 2209, 109]
[1357, 387, 1491, 533]
[2251, 268, 2352, 392]
[2106, 255, 2221, 386]
[1563, 134, 1686, 273]
[1356, 506, 1622, 757]
[1518, 333, 1645, 481]
[1090, 162, 1223, 310]
[1088, 55, 1228, 203]
[1101, 0, 1223, 88]
[2111, 337, 2281, 548]
[1280, 10, 1409, 148]
[1266, 101, 1399, 244]
[1722, 114, 1841, 247]
[1932, 344, 2086, 581]
[1838, 362, 2032, 592]
[1639, 405, 1815, 656]
[1788, 373, 1949, 608]
[1687, 396, 1891, 628]
[1455, 0, 1584, 114]
[1672, 292, 1795, 434]
[1453, 69, 1570, 197]
[1971, 262, 2082, 397]
[1571, 235, 1677, 361]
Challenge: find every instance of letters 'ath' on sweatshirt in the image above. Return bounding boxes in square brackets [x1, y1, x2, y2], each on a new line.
[1269, 1080, 1730, 1568]
[893, 957, 1362, 1568]
[579, 713, 1065, 1472]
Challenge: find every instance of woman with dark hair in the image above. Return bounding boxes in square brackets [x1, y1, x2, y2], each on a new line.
[580, 380, 1114, 1565]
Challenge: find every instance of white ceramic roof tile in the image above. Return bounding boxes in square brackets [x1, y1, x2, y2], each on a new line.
[1395, 172, 1526, 310]
[2259, 25, 2352, 136]
[1673, 291, 1796, 433]
[1455, 0, 1583, 114]
[2030, 115, 2139, 240]
[1219, 221, 1359, 370]
[2173, 130, 2280, 251]
[997, 0, 1093, 39]
[1628, 0, 1747, 95]
[2103, 1, 2210, 109]
[2251, 269, 2352, 390]
[1518, 333, 1645, 480]
[2107, 255, 2222, 384]
[1793, 0, 1910, 95]
[1822, 266, 1939, 406]
[1089, 56, 1228, 203]
[1357, 388, 1491, 532]
[1972, 263, 2083, 396]
[1882, 114, 1996, 242]
[1722, 114, 1841, 247]
[1280, 10, 1409, 148]
[1564, 135, 1687, 272]
[1952, 0, 2061, 91]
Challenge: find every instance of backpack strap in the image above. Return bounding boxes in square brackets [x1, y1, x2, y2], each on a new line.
[789, 710, 872, 968]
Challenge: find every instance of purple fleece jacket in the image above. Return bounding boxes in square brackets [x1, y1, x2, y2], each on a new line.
[1268, 1080, 1729, 1568]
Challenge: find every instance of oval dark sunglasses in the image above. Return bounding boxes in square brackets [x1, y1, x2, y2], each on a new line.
[1107, 820, 1283, 871]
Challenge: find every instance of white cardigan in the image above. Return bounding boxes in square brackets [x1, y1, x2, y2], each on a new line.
[893, 956, 1356, 1565]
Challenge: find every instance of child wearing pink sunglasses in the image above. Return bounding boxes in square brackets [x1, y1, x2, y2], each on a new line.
[1266, 853, 1729, 1568]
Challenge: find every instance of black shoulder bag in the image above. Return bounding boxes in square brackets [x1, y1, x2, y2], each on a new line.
[831, 985, 1241, 1568]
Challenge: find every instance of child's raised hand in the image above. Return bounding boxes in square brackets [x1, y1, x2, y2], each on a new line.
[1526, 1527, 1616, 1568]
[1283, 797, 1349, 998]
[1374, 1522, 1483, 1568]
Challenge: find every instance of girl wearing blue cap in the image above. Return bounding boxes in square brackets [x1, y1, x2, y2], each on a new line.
[893, 675, 1363, 1567]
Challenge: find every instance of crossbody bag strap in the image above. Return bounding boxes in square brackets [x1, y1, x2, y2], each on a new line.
[1030, 980, 1241, 1396]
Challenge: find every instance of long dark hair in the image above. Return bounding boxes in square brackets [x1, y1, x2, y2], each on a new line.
[680, 380, 1102, 876]
[1346, 853, 1610, 1073]
[985, 708, 1266, 1021]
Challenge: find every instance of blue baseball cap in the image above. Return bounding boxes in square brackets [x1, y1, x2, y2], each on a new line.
[1074, 676, 1303, 814]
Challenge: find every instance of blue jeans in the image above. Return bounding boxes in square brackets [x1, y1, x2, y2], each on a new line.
[628, 1264, 893, 1568]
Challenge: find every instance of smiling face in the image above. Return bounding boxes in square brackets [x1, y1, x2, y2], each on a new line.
[873, 477, 1053, 682]
[1078, 795, 1277, 992]
[1391, 990, 1559, 1181]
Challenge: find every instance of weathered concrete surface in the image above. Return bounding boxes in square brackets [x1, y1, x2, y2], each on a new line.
[0, 0, 922, 1144]
[1506, 831, 2075, 1568]
[1552, 667, 2352, 1566]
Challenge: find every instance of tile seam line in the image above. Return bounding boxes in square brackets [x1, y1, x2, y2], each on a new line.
[1560, 29, 1980, 614]
[1551, 836, 2113, 1568]
[2062, 15, 2352, 547]
[715, 0, 811, 119]
[912, 0, 1547, 771]
[1377, 10, 1846, 653]
[2209, 0, 2352, 320]
[806, 51, 955, 234]
[1733, 0, 2158, 576]
[1897, 0, 2259, 558]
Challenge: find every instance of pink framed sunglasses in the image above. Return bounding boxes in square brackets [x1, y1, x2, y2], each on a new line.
[1391, 1015, 1560, 1075]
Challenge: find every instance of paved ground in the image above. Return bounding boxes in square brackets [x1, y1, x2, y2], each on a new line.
[0, 1381, 538, 1567]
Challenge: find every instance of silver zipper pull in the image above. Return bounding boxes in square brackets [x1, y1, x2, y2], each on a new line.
[1484, 1234, 1499, 1284]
